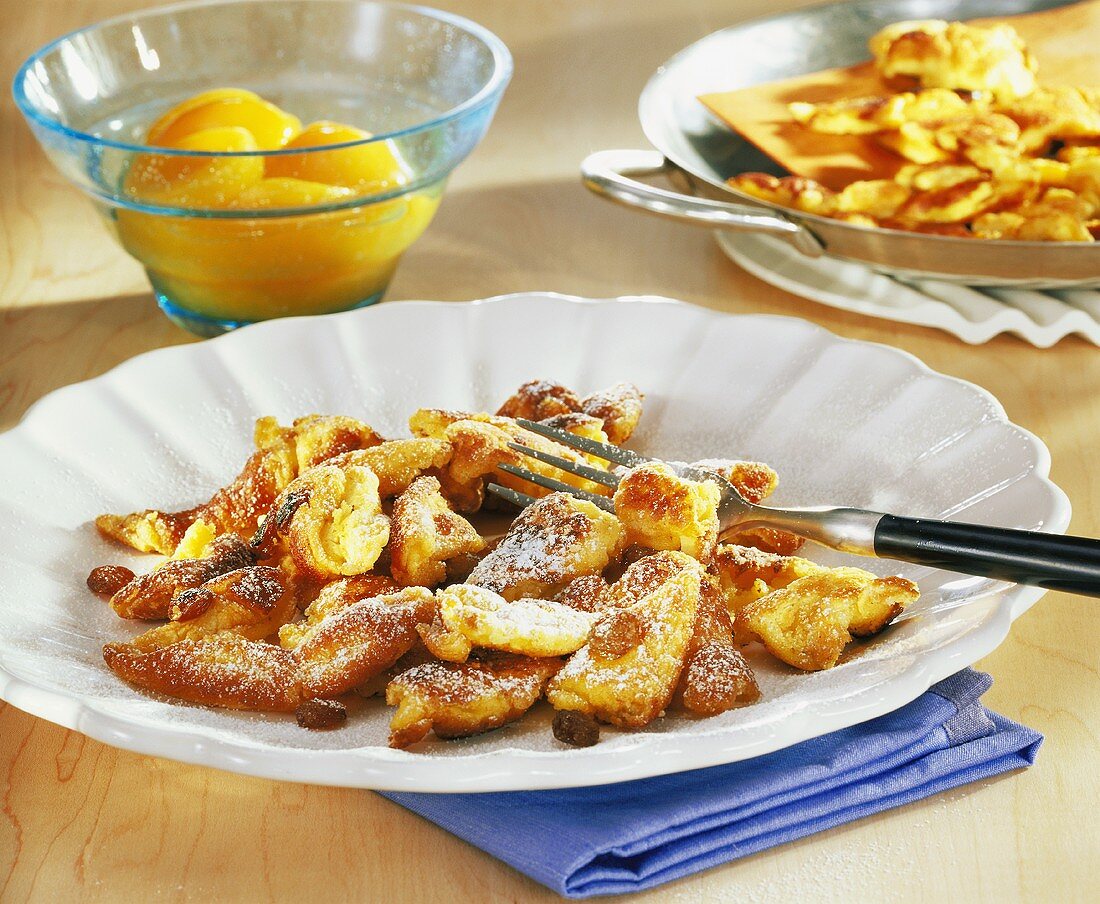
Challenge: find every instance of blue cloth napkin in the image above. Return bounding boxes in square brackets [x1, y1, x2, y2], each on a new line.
[383, 668, 1041, 898]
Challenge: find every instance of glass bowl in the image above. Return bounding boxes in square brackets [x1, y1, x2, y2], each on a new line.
[13, 0, 511, 335]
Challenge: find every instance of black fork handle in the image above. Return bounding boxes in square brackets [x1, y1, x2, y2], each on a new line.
[874, 515, 1100, 596]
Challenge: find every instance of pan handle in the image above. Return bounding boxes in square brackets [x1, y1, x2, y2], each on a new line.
[581, 149, 824, 258]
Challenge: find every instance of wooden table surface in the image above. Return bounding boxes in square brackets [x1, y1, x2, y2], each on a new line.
[2, 1, 1098, 901]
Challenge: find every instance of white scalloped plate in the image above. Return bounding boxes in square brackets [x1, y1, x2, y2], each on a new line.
[0, 294, 1068, 791]
[719, 231, 1100, 347]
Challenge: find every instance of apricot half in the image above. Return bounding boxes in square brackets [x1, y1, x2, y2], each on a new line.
[231, 177, 357, 209]
[125, 125, 264, 208]
[147, 88, 301, 150]
[265, 121, 411, 194]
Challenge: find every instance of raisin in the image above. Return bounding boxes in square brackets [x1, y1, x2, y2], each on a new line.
[207, 533, 256, 569]
[87, 565, 136, 596]
[249, 491, 307, 557]
[276, 489, 311, 530]
[296, 699, 348, 730]
[552, 710, 599, 747]
[588, 608, 646, 660]
[174, 587, 217, 621]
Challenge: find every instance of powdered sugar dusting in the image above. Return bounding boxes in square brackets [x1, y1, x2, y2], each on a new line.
[0, 296, 1050, 789]
[468, 494, 613, 596]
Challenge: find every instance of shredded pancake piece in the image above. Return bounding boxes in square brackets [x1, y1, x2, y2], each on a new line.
[410, 409, 616, 509]
[293, 587, 437, 697]
[468, 492, 624, 600]
[433, 419, 517, 511]
[496, 380, 583, 421]
[387, 654, 562, 749]
[691, 458, 777, 503]
[416, 611, 475, 663]
[256, 462, 390, 579]
[256, 414, 385, 472]
[688, 458, 803, 554]
[674, 577, 760, 715]
[127, 565, 294, 652]
[579, 382, 644, 444]
[278, 574, 399, 649]
[614, 462, 721, 560]
[743, 567, 919, 670]
[438, 584, 598, 657]
[608, 550, 687, 605]
[389, 476, 485, 588]
[103, 634, 303, 712]
[108, 533, 256, 620]
[547, 551, 701, 728]
[97, 414, 381, 556]
[869, 19, 1038, 100]
[324, 438, 452, 498]
[710, 543, 826, 632]
[554, 574, 617, 614]
[495, 379, 644, 445]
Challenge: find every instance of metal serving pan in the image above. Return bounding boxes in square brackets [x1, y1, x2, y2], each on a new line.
[582, 0, 1100, 288]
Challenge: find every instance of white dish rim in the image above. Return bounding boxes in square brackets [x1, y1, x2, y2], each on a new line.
[0, 293, 1068, 791]
[716, 231, 1100, 348]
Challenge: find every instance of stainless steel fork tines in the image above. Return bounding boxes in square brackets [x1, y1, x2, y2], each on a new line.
[485, 418, 1100, 598]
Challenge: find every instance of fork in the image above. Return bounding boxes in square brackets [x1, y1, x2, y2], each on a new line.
[486, 418, 1100, 598]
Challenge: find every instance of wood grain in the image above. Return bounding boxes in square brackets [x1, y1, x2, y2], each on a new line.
[1, 2, 1099, 902]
